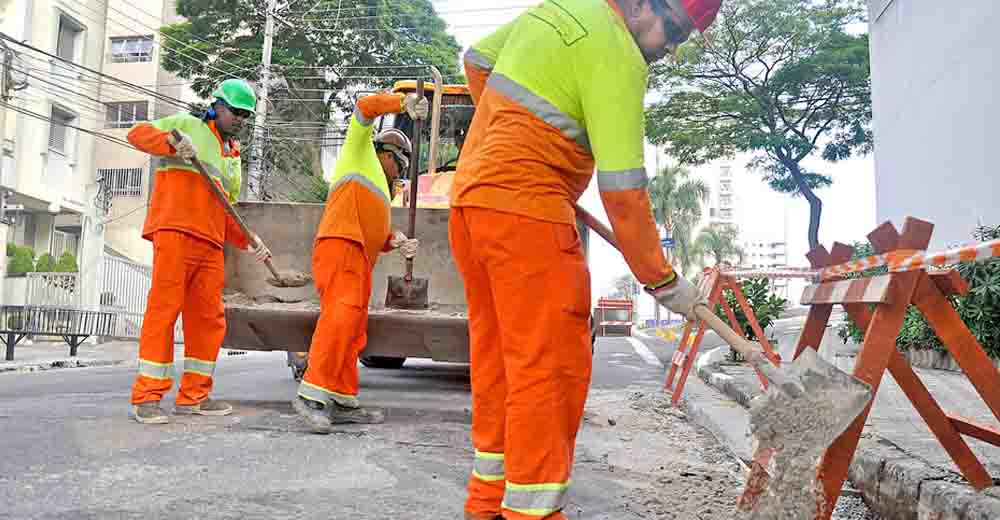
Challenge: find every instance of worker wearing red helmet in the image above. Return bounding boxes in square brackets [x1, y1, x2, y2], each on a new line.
[453, 0, 722, 519]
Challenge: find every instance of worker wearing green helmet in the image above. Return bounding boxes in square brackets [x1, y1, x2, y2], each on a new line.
[126, 78, 269, 425]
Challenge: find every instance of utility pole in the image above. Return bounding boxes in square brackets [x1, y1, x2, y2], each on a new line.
[0, 41, 13, 300]
[0, 38, 11, 192]
[244, 0, 277, 202]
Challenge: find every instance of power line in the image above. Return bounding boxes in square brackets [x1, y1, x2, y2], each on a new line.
[0, 100, 136, 150]
[0, 34, 195, 112]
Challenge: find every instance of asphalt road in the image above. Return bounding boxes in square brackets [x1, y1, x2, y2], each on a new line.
[0, 334, 731, 520]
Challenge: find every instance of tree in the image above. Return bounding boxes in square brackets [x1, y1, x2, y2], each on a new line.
[610, 273, 639, 301]
[645, 0, 871, 250]
[160, 0, 462, 201]
[694, 225, 745, 267]
[648, 163, 710, 276]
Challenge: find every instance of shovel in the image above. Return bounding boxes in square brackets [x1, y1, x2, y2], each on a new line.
[170, 130, 310, 289]
[573, 203, 872, 510]
[385, 73, 441, 309]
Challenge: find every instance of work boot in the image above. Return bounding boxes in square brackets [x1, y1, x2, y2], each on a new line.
[329, 402, 385, 424]
[132, 401, 169, 425]
[292, 396, 332, 434]
[174, 398, 233, 416]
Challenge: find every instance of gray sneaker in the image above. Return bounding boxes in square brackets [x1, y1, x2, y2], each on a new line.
[132, 402, 169, 425]
[292, 397, 332, 434]
[175, 399, 233, 416]
[329, 403, 385, 424]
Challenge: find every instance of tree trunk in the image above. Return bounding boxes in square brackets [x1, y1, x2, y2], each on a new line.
[785, 160, 824, 251]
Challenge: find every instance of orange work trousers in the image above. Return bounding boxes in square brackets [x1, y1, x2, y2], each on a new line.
[450, 207, 592, 520]
[297, 238, 371, 408]
[131, 231, 227, 406]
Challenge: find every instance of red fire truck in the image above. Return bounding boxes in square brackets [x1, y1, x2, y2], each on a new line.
[594, 298, 635, 337]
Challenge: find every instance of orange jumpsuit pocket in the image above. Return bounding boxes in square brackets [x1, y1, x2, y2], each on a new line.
[552, 223, 591, 319]
[336, 266, 368, 309]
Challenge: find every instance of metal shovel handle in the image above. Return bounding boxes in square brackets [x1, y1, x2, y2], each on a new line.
[169, 129, 282, 282]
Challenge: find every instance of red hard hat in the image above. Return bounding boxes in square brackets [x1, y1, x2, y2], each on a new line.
[681, 0, 722, 32]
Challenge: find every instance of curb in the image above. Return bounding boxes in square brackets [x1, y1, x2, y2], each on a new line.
[0, 358, 131, 375]
[689, 353, 1000, 520]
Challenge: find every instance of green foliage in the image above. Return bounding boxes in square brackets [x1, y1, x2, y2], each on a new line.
[34, 253, 56, 273]
[55, 252, 79, 273]
[645, 0, 871, 249]
[837, 225, 1000, 358]
[7, 246, 35, 275]
[6, 242, 16, 257]
[648, 164, 710, 276]
[694, 226, 745, 267]
[715, 278, 789, 341]
[161, 0, 462, 202]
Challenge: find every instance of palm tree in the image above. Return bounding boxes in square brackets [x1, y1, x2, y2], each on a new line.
[648, 163, 710, 324]
[693, 225, 746, 267]
[648, 164, 710, 276]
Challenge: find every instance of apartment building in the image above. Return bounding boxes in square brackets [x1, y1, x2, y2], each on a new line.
[96, 0, 199, 265]
[0, 0, 109, 308]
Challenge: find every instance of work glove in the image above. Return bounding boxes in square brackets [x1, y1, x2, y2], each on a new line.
[249, 234, 272, 263]
[646, 275, 706, 322]
[166, 130, 197, 159]
[402, 93, 429, 120]
[389, 230, 419, 259]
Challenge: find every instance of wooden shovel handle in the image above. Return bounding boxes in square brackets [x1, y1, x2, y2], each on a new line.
[572, 202, 760, 359]
[168, 129, 282, 282]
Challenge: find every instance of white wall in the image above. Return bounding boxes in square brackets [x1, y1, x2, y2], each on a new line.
[870, 0, 1000, 248]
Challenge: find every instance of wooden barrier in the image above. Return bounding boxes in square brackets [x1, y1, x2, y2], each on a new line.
[739, 217, 1000, 518]
[664, 267, 781, 406]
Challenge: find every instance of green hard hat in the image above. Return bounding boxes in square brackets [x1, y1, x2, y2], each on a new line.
[212, 79, 257, 113]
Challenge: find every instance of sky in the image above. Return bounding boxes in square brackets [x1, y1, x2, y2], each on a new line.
[435, 1, 878, 307]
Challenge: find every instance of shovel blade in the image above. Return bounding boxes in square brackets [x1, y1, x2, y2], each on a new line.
[266, 270, 312, 288]
[385, 275, 429, 310]
[750, 348, 872, 448]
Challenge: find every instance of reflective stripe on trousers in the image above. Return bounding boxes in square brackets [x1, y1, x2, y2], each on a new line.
[138, 359, 174, 380]
[502, 481, 570, 517]
[297, 380, 360, 409]
[472, 450, 505, 482]
[184, 357, 215, 378]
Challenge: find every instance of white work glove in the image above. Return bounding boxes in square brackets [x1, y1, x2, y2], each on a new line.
[402, 93, 429, 120]
[249, 234, 272, 263]
[389, 230, 419, 259]
[647, 275, 706, 321]
[166, 130, 197, 159]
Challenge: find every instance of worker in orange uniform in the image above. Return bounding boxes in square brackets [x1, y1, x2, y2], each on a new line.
[452, 0, 723, 518]
[127, 79, 271, 425]
[291, 90, 427, 434]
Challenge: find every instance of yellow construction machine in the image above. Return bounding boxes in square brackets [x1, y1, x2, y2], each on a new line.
[222, 77, 596, 381]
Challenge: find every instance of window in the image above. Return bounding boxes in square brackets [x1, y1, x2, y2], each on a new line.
[720, 180, 733, 193]
[719, 208, 733, 220]
[56, 16, 83, 62]
[720, 194, 733, 207]
[110, 36, 154, 63]
[98, 167, 144, 197]
[51, 230, 78, 257]
[720, 166, 732, 178]
[48, 106, 76, 155]
[105, 101, 148, 129]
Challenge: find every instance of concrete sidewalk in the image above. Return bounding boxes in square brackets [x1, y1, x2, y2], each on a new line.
[0, 339, 139, 374]
[680, 317, 1000, 520]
